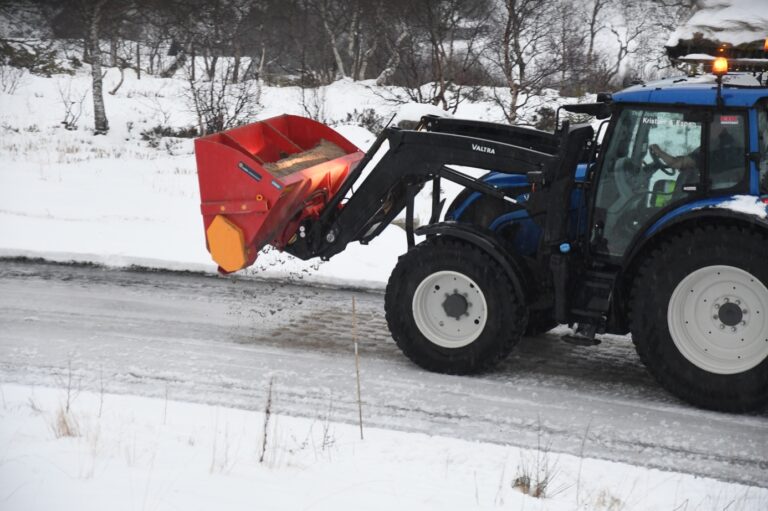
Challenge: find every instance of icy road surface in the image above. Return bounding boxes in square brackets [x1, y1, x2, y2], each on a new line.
[1, 259, 766, 487]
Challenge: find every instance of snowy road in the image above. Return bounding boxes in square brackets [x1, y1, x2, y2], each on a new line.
[1, 259, 766, 487]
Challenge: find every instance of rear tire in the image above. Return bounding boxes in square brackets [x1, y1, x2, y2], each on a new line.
[630, 225, 768, 412]
[385, 238, 527, 374]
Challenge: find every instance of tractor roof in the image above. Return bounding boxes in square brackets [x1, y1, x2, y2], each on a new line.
[613, 73, 768, 108]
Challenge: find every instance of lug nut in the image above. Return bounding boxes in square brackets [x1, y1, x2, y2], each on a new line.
[742, 309, 748, 315]
[715, 304, 720, 309]
[731, 327, 737, 332]
[712, 315, 718, 320]
[719, 325, 725, 330]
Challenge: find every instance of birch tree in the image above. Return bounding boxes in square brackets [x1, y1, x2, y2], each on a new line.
[78, 0, 110, 134]
[312, 0, 382, 81]
[492, 0, 560, 123]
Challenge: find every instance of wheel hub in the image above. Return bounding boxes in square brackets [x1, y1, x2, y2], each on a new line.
[412, 271, 488, 349]
[667, 265, 768, 374]
[442, 291, 469, 319]
[716, 301, 744, 327]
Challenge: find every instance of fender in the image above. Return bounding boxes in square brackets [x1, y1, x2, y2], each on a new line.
[644, 195, 768, 239]
[447, 173, 529, 220]
[414, 221, 530, 305]
[448, 163, 591, 221]
[626, 196, 768, 275]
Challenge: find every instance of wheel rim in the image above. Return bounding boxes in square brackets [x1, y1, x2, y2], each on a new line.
[412, 270, 488, 349]
[667, 265, 768, 374]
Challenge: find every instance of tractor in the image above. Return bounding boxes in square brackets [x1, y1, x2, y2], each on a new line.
[194, 56, 768, 412]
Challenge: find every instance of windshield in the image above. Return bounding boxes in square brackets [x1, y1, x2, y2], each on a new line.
[592, 108, 703, 256]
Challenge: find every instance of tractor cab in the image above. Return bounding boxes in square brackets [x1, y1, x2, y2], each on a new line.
[537, 66, 768, 341]
[591, 78, 758, 259]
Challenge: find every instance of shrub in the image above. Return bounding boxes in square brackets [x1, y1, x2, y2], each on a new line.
[0, 65, 26, 94]
[342, 108, 386, 133]
[187, 63, 262, 135]
[0, 40, 69, 77]
[533, 106, 556, 131]
[140, 125, 198, 149]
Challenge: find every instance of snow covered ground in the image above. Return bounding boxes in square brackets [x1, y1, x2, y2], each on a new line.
[2, 383, 765, 511]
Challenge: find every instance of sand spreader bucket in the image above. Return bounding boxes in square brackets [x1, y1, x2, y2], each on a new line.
[195, 114, 364, 273]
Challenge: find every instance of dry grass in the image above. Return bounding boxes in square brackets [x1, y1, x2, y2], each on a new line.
[51, 404, 80, 438]
[512, 418, 563, 499]
[259, 377, 274, 463]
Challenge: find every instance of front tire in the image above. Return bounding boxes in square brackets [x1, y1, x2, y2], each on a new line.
[630, 225, 768, 412]
[385, 238, 527, 374]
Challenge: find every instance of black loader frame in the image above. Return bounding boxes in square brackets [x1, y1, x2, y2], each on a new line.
[284, 112, 605, 338]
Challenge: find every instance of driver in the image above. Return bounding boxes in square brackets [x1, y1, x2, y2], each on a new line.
[649, 121, 736, 173]
[648, 144, 699, 170]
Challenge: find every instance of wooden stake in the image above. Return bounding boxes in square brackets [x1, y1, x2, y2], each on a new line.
[353, 297, 364, 440]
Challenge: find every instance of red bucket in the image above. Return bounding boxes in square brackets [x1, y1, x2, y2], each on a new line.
[194, 115, 364, 273]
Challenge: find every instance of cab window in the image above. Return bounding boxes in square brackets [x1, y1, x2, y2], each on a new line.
[593, 108, 703, 257]
[709, 113, 748, 191]
[758, 104, 768, 194]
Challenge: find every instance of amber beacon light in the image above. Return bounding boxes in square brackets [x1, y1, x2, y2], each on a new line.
[712, 57, 728, 76]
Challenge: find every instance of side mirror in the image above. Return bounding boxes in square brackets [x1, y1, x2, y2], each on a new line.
[596, 92, 612, 103]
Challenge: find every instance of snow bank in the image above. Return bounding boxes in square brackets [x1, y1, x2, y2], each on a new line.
[392, 102, 454, 126]
[1, 384, 765, 511]
[667, 0, 768, 47]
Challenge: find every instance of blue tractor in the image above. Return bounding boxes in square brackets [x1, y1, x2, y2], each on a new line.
[196, 57, 768, 412]
[376, 61, 768, 413]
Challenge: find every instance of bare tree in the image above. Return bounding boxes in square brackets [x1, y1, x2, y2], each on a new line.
[585, 0, 609, 73]
[187, 60, 262, 135]
[378, 0, 492, 112]
[550, 0, 588, 96]
[311, 0, 382, 81]
[492, 0, 561, 122]
[375, 30, 408, 85]
[78, 0, 109, 134]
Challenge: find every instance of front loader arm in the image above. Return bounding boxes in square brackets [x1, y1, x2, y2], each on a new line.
[290, 126, 560, 261]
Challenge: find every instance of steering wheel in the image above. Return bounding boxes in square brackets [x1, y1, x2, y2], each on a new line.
[647, 146, 676, 176]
